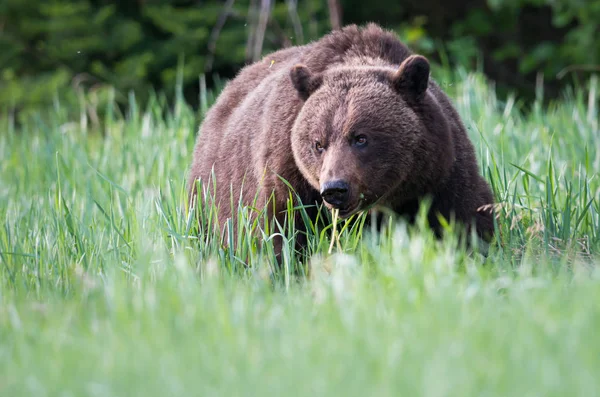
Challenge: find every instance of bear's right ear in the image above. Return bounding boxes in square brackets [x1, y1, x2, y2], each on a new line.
[290, 64, 323, 101]
[391, 55, 430, 100]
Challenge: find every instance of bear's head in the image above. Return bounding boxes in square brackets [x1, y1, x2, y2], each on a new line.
[290, 55, 455, 218]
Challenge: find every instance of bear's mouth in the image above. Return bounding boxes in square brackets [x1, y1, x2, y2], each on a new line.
[323, 192, 374, 219]
[332, 193, 382, 219]
[331, 198, 366, 219]
[322, 200, 361, 219]
[337, 205, 360, 218]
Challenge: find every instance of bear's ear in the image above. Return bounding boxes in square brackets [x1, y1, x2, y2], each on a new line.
[290, 64, 323, 101]
[391, 55, 430, 99]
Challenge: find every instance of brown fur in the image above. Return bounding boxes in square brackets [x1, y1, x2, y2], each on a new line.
[188, 23, 495, 252]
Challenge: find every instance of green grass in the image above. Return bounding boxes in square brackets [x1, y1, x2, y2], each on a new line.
[1, 68, 599, 396]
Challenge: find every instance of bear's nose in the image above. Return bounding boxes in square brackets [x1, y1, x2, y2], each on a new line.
[320, 180, 350, 209]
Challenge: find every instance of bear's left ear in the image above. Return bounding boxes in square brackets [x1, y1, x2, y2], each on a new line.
[290, 64, 323, 101]
[391, 55, 430, 99]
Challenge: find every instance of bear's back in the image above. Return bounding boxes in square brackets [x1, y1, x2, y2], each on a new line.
[299, 23, 412, 72]
[202, 45, 306, 130]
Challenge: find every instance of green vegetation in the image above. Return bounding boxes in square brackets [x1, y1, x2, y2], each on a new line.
[0, 0, 331, 119]
[1, 67, 599, 395]
[3, 0, 599, 118]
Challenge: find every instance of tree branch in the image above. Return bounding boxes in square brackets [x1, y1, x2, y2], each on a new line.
[252, 0, 272, 62]
[286, 0, 304, 44]
[204, 0, 236, 73]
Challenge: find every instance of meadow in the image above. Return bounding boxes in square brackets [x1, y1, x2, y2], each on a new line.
[1, 66, 599, 396]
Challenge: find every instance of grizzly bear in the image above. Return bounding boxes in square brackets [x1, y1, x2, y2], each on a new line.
[188, 23, 495, 253]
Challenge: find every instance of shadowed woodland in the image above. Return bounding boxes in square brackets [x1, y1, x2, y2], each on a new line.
[2, 0, 599, 120]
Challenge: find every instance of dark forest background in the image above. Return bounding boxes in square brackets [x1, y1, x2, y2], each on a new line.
[1, 0, 599, 120]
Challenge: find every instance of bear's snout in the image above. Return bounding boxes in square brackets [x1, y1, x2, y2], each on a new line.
[320, 180, 350, 209]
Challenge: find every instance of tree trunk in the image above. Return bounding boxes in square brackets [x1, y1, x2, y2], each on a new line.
[327, 0, 342, 30]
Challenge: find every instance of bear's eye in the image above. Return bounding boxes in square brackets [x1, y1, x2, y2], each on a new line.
[315, 141, 324, 153]
[355, 135, 368, 147]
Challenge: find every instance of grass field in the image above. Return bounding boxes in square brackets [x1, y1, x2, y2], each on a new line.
[1, 67, 599, 396]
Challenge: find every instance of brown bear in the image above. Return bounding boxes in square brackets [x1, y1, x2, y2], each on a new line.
[188, 23, 495, 253]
